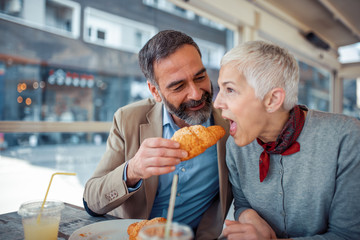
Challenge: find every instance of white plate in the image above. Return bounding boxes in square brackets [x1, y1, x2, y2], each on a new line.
[69, 219, 141, 240]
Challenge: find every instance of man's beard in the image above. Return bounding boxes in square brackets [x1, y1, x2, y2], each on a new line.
[161, 91, 213, 125]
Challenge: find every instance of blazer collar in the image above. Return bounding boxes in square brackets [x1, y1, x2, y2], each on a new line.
[140, 100, 163, 216]
[140, 100, 163, 141]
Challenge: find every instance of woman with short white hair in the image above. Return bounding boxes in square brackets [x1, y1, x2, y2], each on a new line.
[215, 40, 360, 239]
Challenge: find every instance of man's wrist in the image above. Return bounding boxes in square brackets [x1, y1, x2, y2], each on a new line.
[125, 161, 141, 187]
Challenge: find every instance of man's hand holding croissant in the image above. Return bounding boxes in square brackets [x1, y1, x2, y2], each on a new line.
[126, 125, 225, 187]
[126, 137, 187, 187]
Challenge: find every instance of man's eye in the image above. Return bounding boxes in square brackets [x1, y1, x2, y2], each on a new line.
[194, 76, 205, 82]
[173, 84, 184, 91]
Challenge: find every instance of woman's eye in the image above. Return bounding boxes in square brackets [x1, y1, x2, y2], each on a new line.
[226, 88, 234, 93]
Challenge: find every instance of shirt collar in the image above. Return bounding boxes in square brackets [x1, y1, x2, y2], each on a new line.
[163, 105, 180, 131]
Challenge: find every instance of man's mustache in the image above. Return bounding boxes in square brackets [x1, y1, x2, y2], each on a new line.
[180, 92, 211, 109]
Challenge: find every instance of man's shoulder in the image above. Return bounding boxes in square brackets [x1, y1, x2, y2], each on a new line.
[122, 98, 158, 110]
[115, 98, 159, 116]
[111, 98, 162, 128]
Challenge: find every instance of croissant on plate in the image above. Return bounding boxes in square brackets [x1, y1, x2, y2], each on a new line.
[171, 125, 226, 161]
[127, 217, 166, 240]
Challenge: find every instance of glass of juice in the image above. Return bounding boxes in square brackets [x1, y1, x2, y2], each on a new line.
[18, 200, 64, 240]
[138, 222, 193, 240]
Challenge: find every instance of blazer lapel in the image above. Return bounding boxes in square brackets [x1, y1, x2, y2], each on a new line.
[140, 101, 163, 217]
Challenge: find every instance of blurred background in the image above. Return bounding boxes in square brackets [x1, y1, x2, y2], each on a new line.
[0, 0, 359, 214]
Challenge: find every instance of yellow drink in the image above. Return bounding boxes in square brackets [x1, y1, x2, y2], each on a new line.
[18, 173, 74, 239]
[23, 216, 60, 240]
[18, 200, 64, 240]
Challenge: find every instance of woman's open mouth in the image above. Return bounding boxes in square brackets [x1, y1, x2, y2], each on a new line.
[229, 120, 237, 136]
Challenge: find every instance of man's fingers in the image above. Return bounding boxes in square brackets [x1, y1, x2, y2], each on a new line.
[140, 138, 188, 159]
[128, 137, 188, 181]
[143, 137, 180, 148]
[141, 145, 187, 159]
[153, 147, 187, 159]
[145, 156, 181, 167]
[133, 156, 181, 179]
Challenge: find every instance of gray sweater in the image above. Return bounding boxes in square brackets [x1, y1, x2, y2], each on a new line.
[226, 109, 360, 239]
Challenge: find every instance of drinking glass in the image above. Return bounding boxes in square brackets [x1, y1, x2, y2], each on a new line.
[18, 200, 64, 240]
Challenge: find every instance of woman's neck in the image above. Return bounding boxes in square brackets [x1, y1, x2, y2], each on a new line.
[258, 110, 290, 143]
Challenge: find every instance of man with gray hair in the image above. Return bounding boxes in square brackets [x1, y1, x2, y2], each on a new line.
[83, 30, 233, 239]
[215, 40, 360, 239]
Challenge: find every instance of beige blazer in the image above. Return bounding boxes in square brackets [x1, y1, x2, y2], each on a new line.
[83, 98, 233, 239]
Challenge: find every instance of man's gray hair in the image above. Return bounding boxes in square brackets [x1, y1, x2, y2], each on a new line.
[221, 40, 299, 110]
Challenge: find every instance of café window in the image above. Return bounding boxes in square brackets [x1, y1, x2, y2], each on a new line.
[199, 16, 226, 31]
[143, 0, 195, 20]
[338, 42, 360, 119]
[0, 0, 23, 17]
[45, 0, 75, 33]
[0, 59, 136, 123]
[83, 7, 157, 53]
[298, 61, 331, 111]
[0, 0, 80, 38]
[343, 78, 360, 120]
[195, 38, 225, 69]
[97, 29, 106, 40]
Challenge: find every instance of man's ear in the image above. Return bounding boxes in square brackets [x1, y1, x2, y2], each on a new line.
[263, 88, 285, 113]
[147, 81, 162, 102]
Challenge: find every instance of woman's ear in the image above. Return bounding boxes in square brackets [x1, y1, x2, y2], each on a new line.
[264, 88, 285, 113]
[147, 81, 162, 102]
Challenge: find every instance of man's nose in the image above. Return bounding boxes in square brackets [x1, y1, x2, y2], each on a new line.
[188, 83, 203, 100]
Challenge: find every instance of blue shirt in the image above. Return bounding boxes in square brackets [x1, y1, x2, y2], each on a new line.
[149, 106, 219, 230]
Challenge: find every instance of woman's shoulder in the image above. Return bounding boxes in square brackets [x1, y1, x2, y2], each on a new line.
[306, 109, 360, 140]
[308, 109, 360, 127]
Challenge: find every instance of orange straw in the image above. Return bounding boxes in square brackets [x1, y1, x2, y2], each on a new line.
[37, 172, 76, 223]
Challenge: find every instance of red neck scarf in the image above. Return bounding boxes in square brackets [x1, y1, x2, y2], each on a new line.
[256, 105, 306, 182]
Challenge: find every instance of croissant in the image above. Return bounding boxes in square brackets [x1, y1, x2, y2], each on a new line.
[171, 125, 226, 161]
[127, 217, 166, 240]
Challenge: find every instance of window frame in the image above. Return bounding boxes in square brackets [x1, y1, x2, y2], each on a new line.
[0, 0, 80, 39]
[83, 7, 158, 53]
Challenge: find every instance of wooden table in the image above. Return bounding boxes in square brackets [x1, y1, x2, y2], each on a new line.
[0, 203, 118, 240]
